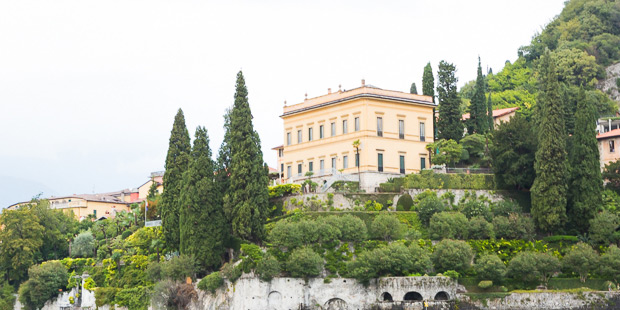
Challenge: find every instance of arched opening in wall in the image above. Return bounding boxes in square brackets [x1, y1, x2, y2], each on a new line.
[324, 298, 349, 310]
[381, 292, 393, 302]
[268, 291, 282, 306]
[434, 291, 450, 301]
[403, 292, 423, 302]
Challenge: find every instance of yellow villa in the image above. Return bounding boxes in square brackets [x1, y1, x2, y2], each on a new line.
[7, 193, 132, 220]
[275, 80, 436, 192]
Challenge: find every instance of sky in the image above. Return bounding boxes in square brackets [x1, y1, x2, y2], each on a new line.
[0, 0, 566, 208]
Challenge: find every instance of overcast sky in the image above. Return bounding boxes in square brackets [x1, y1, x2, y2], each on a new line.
[0, 0, 565, 208]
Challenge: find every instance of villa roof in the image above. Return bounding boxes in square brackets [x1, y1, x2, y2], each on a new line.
[271, 145, 283, 150]
[597, 128, 620, 140]
[462, 107, 519, 120]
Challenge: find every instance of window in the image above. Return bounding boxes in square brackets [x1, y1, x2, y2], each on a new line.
[331, 122, 336, 136]
[343, 156, 348, 169]
[399, 120, 405, 139]
[355, 153, 359, 167]
[332, 157, 337, 170]
[421, 157, 426, 170]
[611, 140, 616, 153]
[308, 127, 313, 141]
[377, 117, 383, 137]
[281, 163, 284, 172]
[278, 149, 283, 157]
[93, 209, 97, 217]
[420, 122, 426, 142]
[355, 117, 360, 131]
[320, 125, 324, 139]
[297, 130, 302, 143]
[342, 120, 348, 134]
[309, 161, 313, 172]
[297, 164, 302, 176]
[287, 166, 292, 178]
[400, 155, 405, 174]
[320, 159, 325, 173]
[378, 153, 383, 172]
[287, 132, 291, 146]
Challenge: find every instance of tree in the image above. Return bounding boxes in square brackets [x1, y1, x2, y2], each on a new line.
[508, 251, 559, 286]
[600, 245, 620, 282]
[370, 213, 405, 241]
[568, 88, 602, 232]
[493, 214, 535, 240]
[161, 109, 191, 251]
[179, 126, 226, 271]
[324, 215, 367, 242]
[535, 252, 561, 286]
[531, 51, 568, 232]
[467, 57, 489, 134]
[468, 216, 495, 240]
[216, 108, 232, 216]
[562, 242, 599, 283]
[18, 261, 68, 310]
[0, 280, 15, 310]
[256, 254, 280, 282]
[437, 61, 464, 141]
[425, 139, 462, 167]
[286, 247, 322, 278]
[410, 83, 418, 94]
[487, 92, 494, 130]
[603, 159, 620, 194]
[589, 210, 620, 245]
[429, 212, 469, 240]
[71, 231, 95, 258]
[422, 62, 435, 102]
[490, 114, 536, 190]
[417, 195, 447, 225]
[432, 240, 473, 273]
[475, 254, 506, 283]
[0, 208, 44, 284]
[147, 181, 159, 200]
[460, 133, 488, 165]
[224, 71, 270, 242]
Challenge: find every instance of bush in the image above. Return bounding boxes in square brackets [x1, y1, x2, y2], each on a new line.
[256, 254, 280, 282]
[18, 261, 69, 310]
[161, 255, 197, 281]
[286, 247, 323, 278]
[115, 286, 151, 310]
[562, 242, 599, 283]
[325, 215, 367, 241]
[492, 214, 535, 240]
[268, 184, 301, 198]
[491, 200, 522, 216]
[478, 280, 493, 289]
[152, 280, 197, 310]
[429, 212, 469, 240]
[468, 216, 494, 240]
[198, 272, 223, 293]
[443, 270, 460, 279]
[459, 200, 491, 220]
[0, 281, 15, 310]
[600, 245, 620, 282]
[432, 240, 473, 273]
[95, 287, 119, 308]
[417, 195, 447, 225]
[370, 213, 405, 241]
[404, 170, 495, 190]
[396, 194, 414, 211]
[474, 254, 506, 283]
[589, 211, 620, 245]
[508, 252, 559, 286]
[71, 231, 95, 258]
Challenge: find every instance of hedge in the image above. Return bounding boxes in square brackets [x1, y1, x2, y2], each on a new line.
[404, 171, 495, 190]
[268, 184, 301, 198]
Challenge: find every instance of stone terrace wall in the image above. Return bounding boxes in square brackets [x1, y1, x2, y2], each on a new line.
[457, 291, 620, 310]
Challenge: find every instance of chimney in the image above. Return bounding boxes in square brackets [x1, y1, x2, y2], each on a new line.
[338, 84, 342, 93]
[328, 88, 332, 94]
[361, 79, 365, 87]
[304, 93, 308, 100]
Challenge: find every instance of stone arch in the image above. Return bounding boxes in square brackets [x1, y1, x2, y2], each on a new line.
[268, 291, 282, 306]
[403, 291, 423, 302]
[434, 291, 450, 301]
[380, 292, 393, 302]
[324, 298, 349, 310]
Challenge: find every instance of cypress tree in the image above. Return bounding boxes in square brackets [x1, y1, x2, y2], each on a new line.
[160, 109, 191, 251]
[468, 58, 488, 134]
[437, 61, 464, 142]
[410, 83, 418, 94]
[568, 88, 602, 233]
[531, 51, 568, 233]
[223, 71, 269, 242]
[487, 92, 494, 130]
[179, 127, 226, 270]
[422, 62, 435, 102]
[216, 108, 232, 219]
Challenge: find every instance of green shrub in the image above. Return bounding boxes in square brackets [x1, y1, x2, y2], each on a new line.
[491, 200, 522, 216]
[543, 235, 579, 243]
[152, 280, 196, 310]
[268, 184, 301, 198]
[370, 213, 405, 241]
[71, 231, 95, 258]
[397, 194, 414, 211]
[443, 270, 460, 279]
[324, 215, 367, 241]
[256, 254, 280, 281]
[600, 245, 620, 282]
[331, 181, 359, 192]
[432, 240, 473, 274]
[508, 252, 559, 286]
[474, 254, 506, 283]
[429, 212, 469, 240]
[492, 214, 535, 240]
[161, 255, 197, 281]
[18, 261, 69, 310]
[478, 280, 493, 289]
[562, 242, 599, 283]
[589, 210, 620, 245]
[405, 170, 495, 190]
[198, 272, 224, 293]
[115, 286, 151, 310]
[0, 281, 15, 310]
[417, 195, 446, 225]
[468, 216, 494, 240]
[95, 287, 119, 308]
[286, 247, 323, 278]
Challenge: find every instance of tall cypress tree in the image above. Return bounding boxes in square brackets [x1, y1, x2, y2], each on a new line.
[422, 62, 435, 102]
[468, 58, 488, 134]
[161, 109, 191, 251]
[410, 83, 418, 94]
[568, 88, 602, 233]
[487, 92, 494, 130]
[179, 127, 226, 270]
[216, 108, 232, 219]
[223, 71, 269, 242]
[531, 51, 568, 233]
[437, 61, 464, 142]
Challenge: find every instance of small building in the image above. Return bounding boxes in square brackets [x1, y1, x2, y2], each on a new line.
[275, 80, 436, 192]
[597, 129, 620, 169]
[137, 171, 164, 200]
[7, 193, 132, 220]
[462, 107, 519, 129]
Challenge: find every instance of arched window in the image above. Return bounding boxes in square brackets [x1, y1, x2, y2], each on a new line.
[403, 292, 423, 301]
[434, 291, 450, 301]
[381, 292, 393, 302]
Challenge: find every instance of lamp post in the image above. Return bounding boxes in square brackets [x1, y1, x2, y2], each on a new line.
[353, 139, 361, 190]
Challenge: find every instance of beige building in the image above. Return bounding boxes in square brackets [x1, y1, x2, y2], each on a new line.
[7, 193, 132, 220]
[462, 107, 519, 128]
[597, 129, 620, 169]
[137, 171, 164, 200]
[275, 80, 435, 191]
